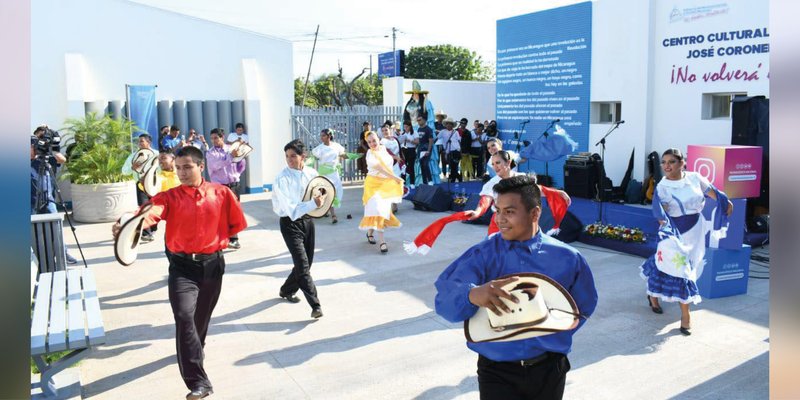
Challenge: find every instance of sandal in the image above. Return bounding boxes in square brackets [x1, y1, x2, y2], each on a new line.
[380, 242, 388, 253]
[332, 216, 338, 224]
[366, 232, 376, 244]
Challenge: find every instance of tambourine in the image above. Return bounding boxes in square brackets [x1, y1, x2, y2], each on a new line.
[302, 176, 336, 218]
[229, 141, 253, 163]
[114, 203, 153, 266]
[465, 273, 581, 343]
[131, 149, 157, 174]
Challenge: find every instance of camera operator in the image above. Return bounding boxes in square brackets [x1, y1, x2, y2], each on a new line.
[30, 125, 77, 264]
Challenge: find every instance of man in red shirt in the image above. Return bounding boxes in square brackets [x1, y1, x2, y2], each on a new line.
[113, 146, 247, 400]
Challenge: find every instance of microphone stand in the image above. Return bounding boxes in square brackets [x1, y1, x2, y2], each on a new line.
[594, 121, 622, 223]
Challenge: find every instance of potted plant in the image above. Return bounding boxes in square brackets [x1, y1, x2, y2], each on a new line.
[61, 113, 139, 223]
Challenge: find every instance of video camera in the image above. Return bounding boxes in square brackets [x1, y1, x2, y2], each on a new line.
[32, 126, 62, 158]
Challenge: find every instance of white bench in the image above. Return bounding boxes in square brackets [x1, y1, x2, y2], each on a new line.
[31, 213, 67, 273]
[31, 266, 105, 398]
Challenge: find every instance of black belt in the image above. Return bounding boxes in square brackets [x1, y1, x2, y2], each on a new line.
[482, 352, 552, 367]
[280, 215, 311, 221]
[169, 250, 222, 262]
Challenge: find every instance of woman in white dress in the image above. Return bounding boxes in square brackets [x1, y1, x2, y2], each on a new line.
[484, 138, 524, 178]
[311, 129, 346, 223]
[641, 148, 733, 335]
[379, 125, 404, 176]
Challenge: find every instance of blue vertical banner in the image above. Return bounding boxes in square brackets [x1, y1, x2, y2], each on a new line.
[496, 2, 592, 187]
[126, 85, 158, 149]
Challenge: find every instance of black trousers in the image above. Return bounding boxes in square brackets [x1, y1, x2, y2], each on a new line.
[224, 182, 241, 241]
[419, 154, 432, 184]
[437, 144, 447, 176]
[402, 147, 417, 185]
[447, 151, 462, 182]
[471, 147, 484, 177]
[477, 353, 570, 400]
[279, 216, 320, 309]
[166, 251, 225, 391]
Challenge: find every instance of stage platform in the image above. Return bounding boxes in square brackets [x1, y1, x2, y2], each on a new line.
[405, 181, 766, 259]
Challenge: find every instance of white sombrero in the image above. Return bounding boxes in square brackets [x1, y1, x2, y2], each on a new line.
[302, 176, 336, 218]
[465, 273, 581, 343]
[114, 204, 153, 266]
[229, 141, 254, 163]
[131, 148, 157, 174]
[140, 158, 161, 198]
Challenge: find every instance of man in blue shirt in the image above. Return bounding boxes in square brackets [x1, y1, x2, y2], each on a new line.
[161, 125, 183, 152]
[435, 175, 597, 400]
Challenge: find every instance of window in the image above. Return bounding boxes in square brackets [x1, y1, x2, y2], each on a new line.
[702, 93, 746, 119]
[591, 102, 622, 124]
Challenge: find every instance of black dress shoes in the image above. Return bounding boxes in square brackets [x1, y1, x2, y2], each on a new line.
[647, 295, 663, 314]
[311, 307, 323, 319]
[279, 292, 301, 303]
[186, 387, 213, 399]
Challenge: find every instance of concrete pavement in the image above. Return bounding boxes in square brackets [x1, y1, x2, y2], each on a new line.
[56, 186, 769, 399]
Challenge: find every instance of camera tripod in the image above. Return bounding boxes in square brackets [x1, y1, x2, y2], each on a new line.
[33, 155, 87, 268]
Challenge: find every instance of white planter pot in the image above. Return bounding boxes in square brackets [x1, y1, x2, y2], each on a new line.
[71, 181, 138, 223]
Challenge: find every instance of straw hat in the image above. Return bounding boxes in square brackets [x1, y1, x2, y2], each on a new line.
[465, 273, 581, 343]
[114, 204, 153, 266]
[302, 176, 336, 218]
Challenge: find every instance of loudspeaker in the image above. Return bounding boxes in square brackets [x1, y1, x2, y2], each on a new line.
[411, 185, 452, 212]
[731, 96, 769, 217]
[564, 163, 599, 199]
[750, 214, 769, 233]
[538, 210, 583, 243]
[462, 193, 494, 225]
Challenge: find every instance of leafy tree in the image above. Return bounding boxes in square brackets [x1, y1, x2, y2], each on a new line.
[404, 44, 494, 81]
[295, 69, 384, 107]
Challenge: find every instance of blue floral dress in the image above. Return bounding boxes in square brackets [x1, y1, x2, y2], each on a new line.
[640, 172, 713, 304]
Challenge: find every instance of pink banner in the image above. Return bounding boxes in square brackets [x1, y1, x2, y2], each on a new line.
[687, 144, 762, 198]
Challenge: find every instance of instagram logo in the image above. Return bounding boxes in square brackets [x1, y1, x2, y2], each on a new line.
[693, 158, 716, 181]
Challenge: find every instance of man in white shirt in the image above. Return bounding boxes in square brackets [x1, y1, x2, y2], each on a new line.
[439, 118, 462, 182]
[272, 139, 326, 319]
[226, 122, 249, 144]
[187, 129, 208, 152]
[399, 120, 419, 188]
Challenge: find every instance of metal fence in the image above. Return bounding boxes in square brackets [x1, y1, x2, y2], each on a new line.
[291, 105, 402, 182]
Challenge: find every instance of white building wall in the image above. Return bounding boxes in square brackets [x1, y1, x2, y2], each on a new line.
[649, 0, 769, 155]
[31, 0, 294, 190]
[582, 0, 769, 183]
[588, 0, 655, 183]
[383, 77, 496, 123]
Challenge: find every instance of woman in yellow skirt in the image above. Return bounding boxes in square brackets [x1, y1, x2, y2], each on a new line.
[360, 131, 405, 254]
